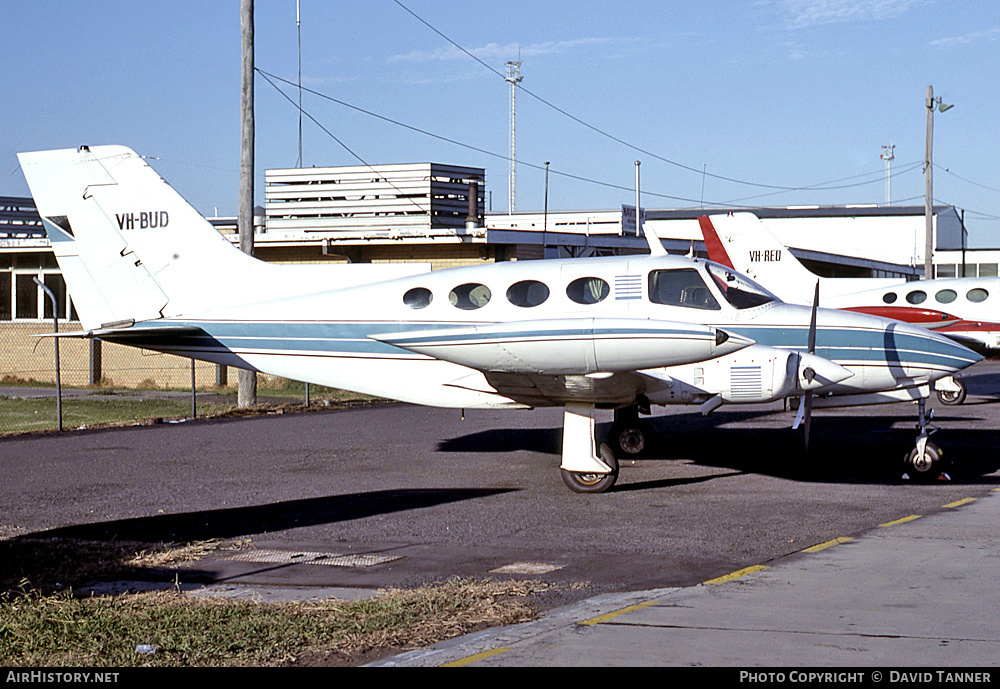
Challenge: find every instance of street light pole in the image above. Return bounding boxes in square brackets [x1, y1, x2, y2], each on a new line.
[924, 85, 953, 280]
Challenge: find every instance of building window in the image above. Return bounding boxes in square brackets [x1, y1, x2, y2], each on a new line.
[978, 263, 998, 277]
[15, 274, 38, 319]
[0, 273, 10, 321]
[936, 264, 956, 278]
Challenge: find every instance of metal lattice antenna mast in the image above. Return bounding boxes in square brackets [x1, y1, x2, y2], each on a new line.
[505, 60, 523, 215]
[880, 143, 894, 205]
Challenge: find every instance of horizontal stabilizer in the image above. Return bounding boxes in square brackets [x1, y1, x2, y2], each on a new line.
[36, 324, 204, 343]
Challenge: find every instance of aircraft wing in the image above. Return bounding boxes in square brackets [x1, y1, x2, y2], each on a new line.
[370, 318, 754, 376]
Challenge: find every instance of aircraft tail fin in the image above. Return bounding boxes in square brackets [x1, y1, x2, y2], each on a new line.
[698, 212, 819, 303]
[17, 147, 177, 330]
[17, 145, 268, 329]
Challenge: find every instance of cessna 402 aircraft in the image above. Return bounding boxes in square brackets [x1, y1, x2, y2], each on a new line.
[700, 211, 999, 406]
[18, 146, 982, 491]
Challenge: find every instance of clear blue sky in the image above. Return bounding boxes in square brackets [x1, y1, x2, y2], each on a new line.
[4, 1, 1000, 246]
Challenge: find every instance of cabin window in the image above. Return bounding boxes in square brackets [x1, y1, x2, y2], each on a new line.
[882, 292, 898, 304]
[648, 268, 720, 310]
[506, 280, 549, 308]
[566, 277, 609, 305]
[449, 283, 491, 310]
[935, 288, 957, 304]
[403, 287, 433, 309]
[967, 288, 989, 303]
[905, 290, 927, 305]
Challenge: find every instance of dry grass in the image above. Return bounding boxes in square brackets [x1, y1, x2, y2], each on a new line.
[0, 537, 559, 666]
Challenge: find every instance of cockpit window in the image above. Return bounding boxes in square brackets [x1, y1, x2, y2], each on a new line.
[449, 283, 491, 310]
[566, 277, 610, 305]
[648, 268, 721, 310]
[506, 280, 550, 307]
[705, 263, 778, 309]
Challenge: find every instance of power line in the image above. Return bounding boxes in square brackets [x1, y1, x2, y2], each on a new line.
[935, 163, 1000, 194]
[392, 0, 828, 193]
[258, 67, 909, 209]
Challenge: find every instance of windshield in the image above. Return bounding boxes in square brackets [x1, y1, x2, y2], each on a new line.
[705, 262, 779, 310]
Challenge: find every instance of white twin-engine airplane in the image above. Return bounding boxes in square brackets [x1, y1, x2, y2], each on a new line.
[18, 146, 982, 492]
[700, 211, 999, 406]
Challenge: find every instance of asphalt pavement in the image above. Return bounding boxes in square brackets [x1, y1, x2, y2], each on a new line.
[373, 487, 1000, 667]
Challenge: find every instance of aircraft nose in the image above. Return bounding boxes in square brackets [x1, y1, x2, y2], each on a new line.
[888, 319, 984, 375]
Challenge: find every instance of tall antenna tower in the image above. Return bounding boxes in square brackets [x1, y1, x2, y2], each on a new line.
[880, 143, 895, 205]
[505, 60, 523, 214]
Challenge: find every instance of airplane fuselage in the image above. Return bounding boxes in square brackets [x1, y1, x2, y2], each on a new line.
[120, 254, 980, 411]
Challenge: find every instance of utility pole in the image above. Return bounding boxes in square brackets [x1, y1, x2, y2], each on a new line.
[238, 0, 257, 407]
[542, 161, 549, 254]
[297, 0, 302, 167]
[880, 143, 894, 205]
[505, 60, 523, 215]
[924, 85, 953, 280]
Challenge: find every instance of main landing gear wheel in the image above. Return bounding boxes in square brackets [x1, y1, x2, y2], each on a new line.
[906, 441, 944, 482]
[936, 379, 967, 406]
[609, 419, 654, 457]
[561, 443, 619, 494]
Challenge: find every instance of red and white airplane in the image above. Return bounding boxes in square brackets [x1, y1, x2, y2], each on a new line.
[700, 212, 998, 405]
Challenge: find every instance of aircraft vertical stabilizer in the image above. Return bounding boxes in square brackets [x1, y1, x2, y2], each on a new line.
[18, 147, 169, 329]
[699, 213, 820, 303]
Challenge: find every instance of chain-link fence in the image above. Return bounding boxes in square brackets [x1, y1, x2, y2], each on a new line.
[1, 322, 353, 435]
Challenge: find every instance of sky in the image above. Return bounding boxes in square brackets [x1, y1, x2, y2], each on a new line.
[3, 1, 1000, 246]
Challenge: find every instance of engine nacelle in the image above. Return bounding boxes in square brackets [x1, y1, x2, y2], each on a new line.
[649, 345, 855, 405]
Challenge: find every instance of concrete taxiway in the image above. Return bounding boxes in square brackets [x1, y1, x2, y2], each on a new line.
[374, 488, 1000, 667]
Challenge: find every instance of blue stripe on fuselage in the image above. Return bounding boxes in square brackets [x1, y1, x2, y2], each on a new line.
[123, 319, 980, 370]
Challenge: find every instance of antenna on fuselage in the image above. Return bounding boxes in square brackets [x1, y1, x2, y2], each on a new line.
[636, 160, 666, 256]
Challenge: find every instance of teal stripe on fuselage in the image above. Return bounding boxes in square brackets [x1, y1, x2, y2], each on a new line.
[726, 324, 981, 369]
[127, 319, 980, 370]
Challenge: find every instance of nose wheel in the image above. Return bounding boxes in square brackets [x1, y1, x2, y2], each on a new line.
[905, 397, 947, 481]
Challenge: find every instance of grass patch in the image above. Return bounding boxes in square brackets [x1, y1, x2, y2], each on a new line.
[0, 578, 548, 667]
[0, 538, 556, 666]
[0, 397, 232, 435]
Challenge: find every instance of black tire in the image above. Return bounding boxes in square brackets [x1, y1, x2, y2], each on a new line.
[937, 380, 967, 406]
[906, 441, 943, 481]
[561, 444, 619, 494]
[609, 419, 654, 457]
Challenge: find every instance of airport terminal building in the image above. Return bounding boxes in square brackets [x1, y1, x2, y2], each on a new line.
[2, 163, 997, 388]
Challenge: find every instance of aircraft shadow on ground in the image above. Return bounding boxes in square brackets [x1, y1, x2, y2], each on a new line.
[638, 412, 1000, 485]
[2, 488, 515, 594]
[19, 488, 513, 544]
[439, 408, 1000, 486]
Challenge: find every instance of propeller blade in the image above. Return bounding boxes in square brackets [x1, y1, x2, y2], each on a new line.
[807, 280, 819, 354]
[803, 393, 813, 453]
[792, 395, 806, 429]
[799, 281, 820, 452]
